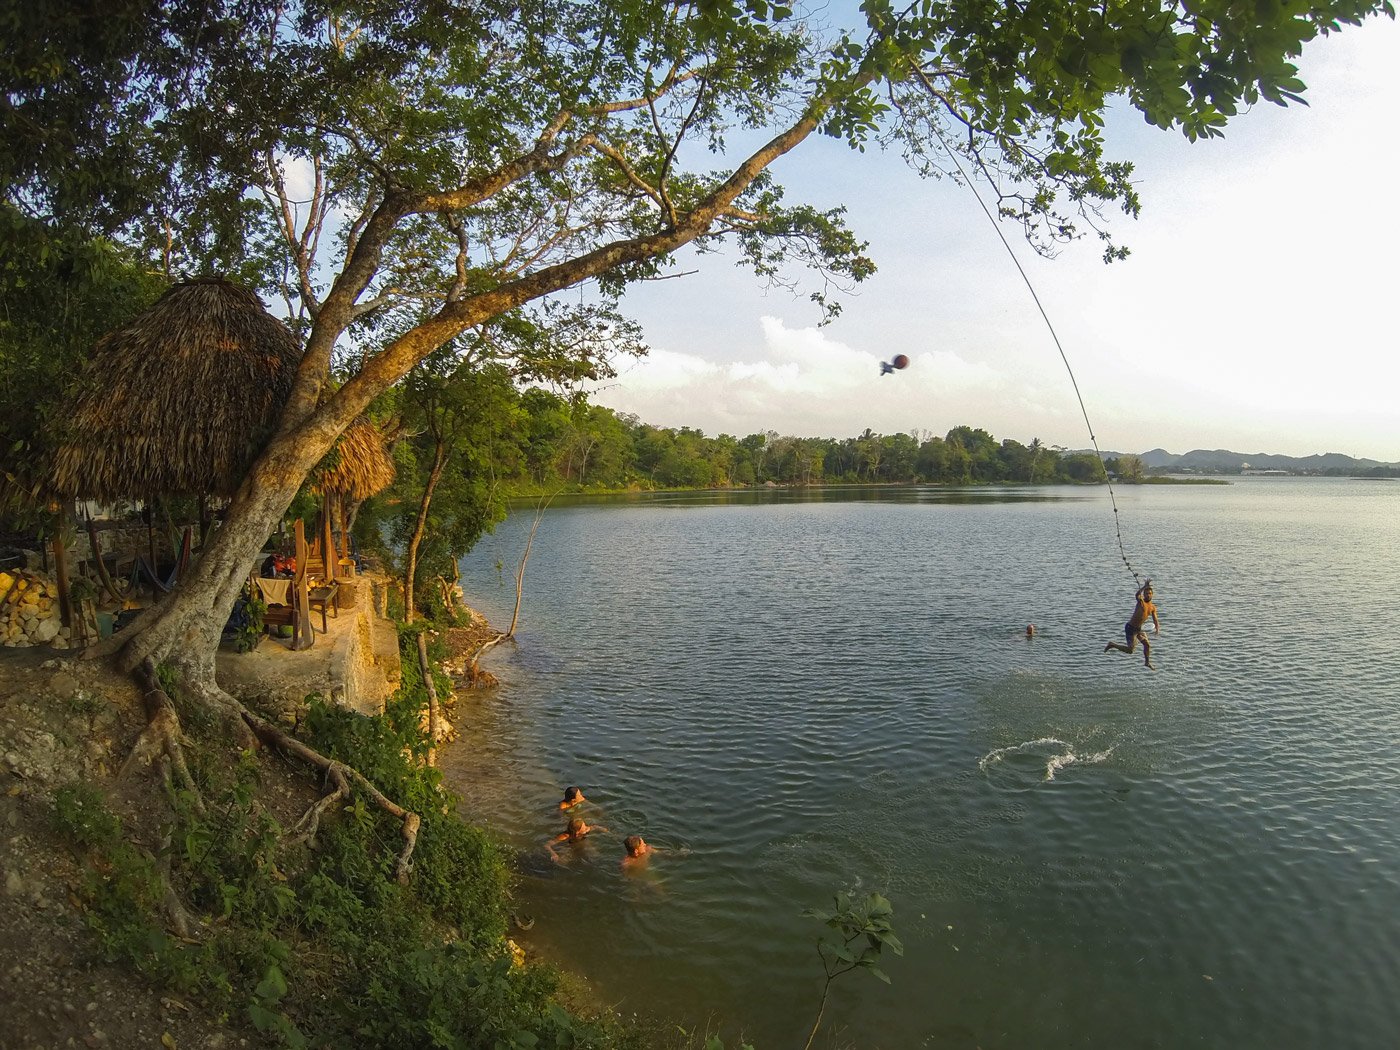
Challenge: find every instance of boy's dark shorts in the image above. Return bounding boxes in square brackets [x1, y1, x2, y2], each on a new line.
[1124, 622, 1140, 644]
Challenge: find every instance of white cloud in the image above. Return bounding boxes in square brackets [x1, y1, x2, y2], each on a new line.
[591, 317, 1049, 440]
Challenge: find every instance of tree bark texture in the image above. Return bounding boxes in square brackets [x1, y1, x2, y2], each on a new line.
[417, 631, 439, 767]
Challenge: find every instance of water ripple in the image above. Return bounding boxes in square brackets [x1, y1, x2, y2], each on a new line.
[452, 480, 1400, 1050]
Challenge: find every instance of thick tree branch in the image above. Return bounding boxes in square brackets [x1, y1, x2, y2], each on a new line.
[305, 85, 851, 441]
[417, 131, 599, 213]
[285, 190, 413, 425]
[589, 63, 702, 115]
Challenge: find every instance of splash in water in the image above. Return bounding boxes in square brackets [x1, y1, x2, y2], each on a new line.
[979, 737, 1114, 781]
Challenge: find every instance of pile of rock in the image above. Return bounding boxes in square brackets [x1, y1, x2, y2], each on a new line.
[0, 571, 72, 649]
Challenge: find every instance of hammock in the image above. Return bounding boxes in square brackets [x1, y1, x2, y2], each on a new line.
[134, 527, 193, 594]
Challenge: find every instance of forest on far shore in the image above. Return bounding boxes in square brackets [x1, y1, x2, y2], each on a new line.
[494, 392, 1117, 492]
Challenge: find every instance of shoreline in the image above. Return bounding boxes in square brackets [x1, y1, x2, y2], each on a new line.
[439, 594, 507, 692]
[435, 600, 630, 1025]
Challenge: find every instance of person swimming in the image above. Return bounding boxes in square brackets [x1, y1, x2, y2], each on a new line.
[558, 786, 586, 810]
[621, 835, 689, 873]
[546, 816, 609, 861]
[622, 835, 653, 871]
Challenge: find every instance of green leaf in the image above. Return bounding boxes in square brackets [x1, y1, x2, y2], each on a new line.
[247, 1004, 280, 1033]
[254, 964, 289, 1003]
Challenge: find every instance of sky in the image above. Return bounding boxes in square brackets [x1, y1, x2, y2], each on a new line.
[584, 13, 1400, 462]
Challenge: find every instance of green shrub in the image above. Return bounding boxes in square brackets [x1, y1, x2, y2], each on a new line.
[52, 782, 121, 847]
[52, 784, 214, 1000]
[49, 649, 645, 1048]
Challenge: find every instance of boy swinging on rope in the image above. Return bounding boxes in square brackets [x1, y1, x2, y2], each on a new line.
[1104, 580, 1160, 669]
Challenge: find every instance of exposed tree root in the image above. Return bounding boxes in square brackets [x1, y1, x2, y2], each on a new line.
[119, 661, 206, 815]
[239, 709, 421, 883]
[181, 673, 259, 751]
[290, 765, 350, 848]
[79, 591, 172, 661]
[150, 818, 195, 941]
[117, 656, 422, 885]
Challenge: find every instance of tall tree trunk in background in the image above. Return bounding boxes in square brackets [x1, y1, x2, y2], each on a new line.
[416, 631, 440, 766]
[403, 436, 447, 625]
[51, 507, 72, 628]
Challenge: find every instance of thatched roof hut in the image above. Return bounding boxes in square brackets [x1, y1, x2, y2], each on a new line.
[51, 278, 301, 501]
[310, 420, 396, 502]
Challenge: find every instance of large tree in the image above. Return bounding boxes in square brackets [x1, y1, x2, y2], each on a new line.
[4, 0, 1387, 714]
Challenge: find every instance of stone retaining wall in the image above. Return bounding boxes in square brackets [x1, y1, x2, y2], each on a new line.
[0, 572, 73, 649]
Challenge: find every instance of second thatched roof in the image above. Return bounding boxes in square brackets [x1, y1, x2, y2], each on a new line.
[310, 420, 396, 502]
[51, 278, 302, 502]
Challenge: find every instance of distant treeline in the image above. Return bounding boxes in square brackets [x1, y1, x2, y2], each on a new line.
[1344, 466, 1400, 478]
[500, 390, 1110, 490]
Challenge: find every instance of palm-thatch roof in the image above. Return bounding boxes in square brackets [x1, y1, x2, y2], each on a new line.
[50, 278, 301, 502]
[310, 420, 396, 502]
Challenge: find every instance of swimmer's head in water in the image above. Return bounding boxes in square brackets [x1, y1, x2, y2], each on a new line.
[566, 817, 586, 837]
[1025, 624, 1036, 637]
[562, 786, 583, 803]
[624, 835, 647, 857]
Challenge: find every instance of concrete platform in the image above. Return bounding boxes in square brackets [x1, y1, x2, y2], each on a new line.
[215, 576, 401, 721]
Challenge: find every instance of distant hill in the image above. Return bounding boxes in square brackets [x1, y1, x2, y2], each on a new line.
[1084, 448, 1399, 474]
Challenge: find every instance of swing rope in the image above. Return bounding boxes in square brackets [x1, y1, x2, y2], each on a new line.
[927, 122, 1143, 586]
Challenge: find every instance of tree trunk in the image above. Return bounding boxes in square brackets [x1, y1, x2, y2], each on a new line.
[417, 631, 439, 767]
[506, 495, 553, 638]
[403, 436, 447, 625]
[320, 500, 336, 583]
[51, 507, 72, 628]
[337, 493, 351, 560]
[114, 429, 338, 694]
[578, 440, 591, 484]
[345, 499, 363, 545]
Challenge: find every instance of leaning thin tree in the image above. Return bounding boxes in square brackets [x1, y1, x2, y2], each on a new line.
[13, 0, 1385, 719]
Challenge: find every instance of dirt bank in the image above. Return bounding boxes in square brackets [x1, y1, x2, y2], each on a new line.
[0, 651, 262, 1050]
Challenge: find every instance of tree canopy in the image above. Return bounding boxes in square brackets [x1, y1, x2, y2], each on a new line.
[0, 208, 167, 519]
[10, 0, 1388, 343]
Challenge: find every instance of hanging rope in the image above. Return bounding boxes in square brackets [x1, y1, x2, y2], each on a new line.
[926, 122, 1143, 586]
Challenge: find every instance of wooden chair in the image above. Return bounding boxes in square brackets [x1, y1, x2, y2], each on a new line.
[253, 521, 316, 650]
[257, 575, 302, 639]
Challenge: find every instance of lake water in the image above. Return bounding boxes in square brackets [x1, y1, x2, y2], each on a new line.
[444, 478, 1400, 1049]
